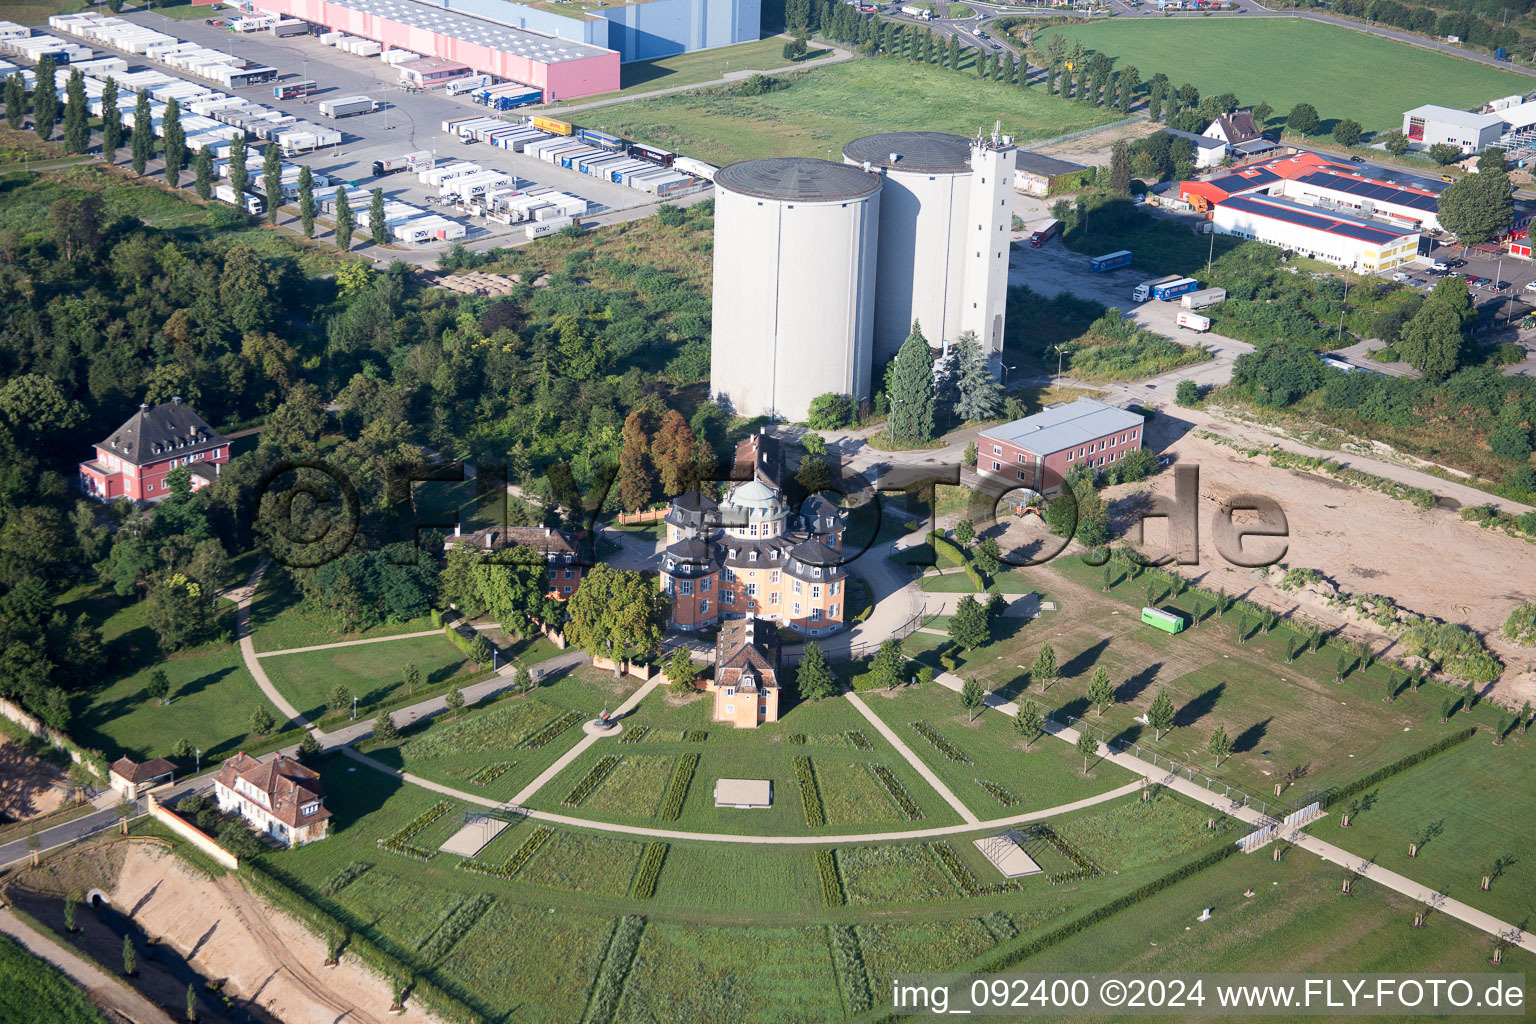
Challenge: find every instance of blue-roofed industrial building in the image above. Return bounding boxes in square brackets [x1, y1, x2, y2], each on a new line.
[1210, 192, 1419, 272]
[978, 398, 1146, 496]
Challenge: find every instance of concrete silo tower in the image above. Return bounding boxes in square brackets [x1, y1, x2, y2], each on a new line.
[709, 157, 883, 422]
[843, 127, 1016, 365]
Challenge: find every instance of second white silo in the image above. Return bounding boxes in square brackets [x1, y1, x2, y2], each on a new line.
[710, 157, 882, 422]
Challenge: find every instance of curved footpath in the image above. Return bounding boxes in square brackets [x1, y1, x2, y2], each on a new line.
[229, 559, 1536, 956]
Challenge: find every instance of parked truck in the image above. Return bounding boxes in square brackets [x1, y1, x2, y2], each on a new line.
[318, 95, 375, 118]
[1132, 274, 1181, 302]
[1028, 218, 1059, 248]
[1180, 287, 1226, 310]
[1176, 311, 1210, 333]
[1152, 277, 1200, 301]
[1090, 249, 1134, 272]
[214, 183, 264, 215]
[372, 150, 433, 177]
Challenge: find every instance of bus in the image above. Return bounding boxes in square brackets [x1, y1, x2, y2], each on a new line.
[273, 79, 317, 101]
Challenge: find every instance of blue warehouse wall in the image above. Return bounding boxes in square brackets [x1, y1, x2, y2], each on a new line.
[444, 0, 757, 62]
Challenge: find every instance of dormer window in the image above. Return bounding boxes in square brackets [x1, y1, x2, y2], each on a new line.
[748, 551, 758, 562]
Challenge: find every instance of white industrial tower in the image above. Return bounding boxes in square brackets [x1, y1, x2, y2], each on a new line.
[841, 127, 1016, 365]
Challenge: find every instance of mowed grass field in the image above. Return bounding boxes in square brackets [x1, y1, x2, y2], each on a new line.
[259, 634, 481, 722]
[1321, 730, 1536, 925]
[1035, 20, 1533, 132]
[590, 58, 1125, 167]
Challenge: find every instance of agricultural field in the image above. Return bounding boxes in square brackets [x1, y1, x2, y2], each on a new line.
[0, 932, 105, 1024]
[591, 58, 1124, 167]
[547, 36, 825, 109]
[524, 686, 963, 834]
[856, 916, 1000, 997]
[1034, 19, 1532, 132]
[854, 685, 1137, 819]
[259, 634, 483, 722]
[940, 553, 1520, 803]
[1319, 730, 1536, 923]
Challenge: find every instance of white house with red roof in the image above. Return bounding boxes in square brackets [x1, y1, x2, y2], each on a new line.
[212, 752, 331, 848]
[78, 397, 230, 503]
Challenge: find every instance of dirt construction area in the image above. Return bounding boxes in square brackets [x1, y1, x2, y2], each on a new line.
[1111, 427, 1536, 704]
[112, 844, 443, 1024]
[0, 736, 72, 823]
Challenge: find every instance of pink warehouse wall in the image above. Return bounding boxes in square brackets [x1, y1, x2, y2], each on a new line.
[264, 0, 619, 97]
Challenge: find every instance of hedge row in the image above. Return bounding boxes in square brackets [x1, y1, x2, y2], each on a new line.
[619, 725, 651, 744]
[630, 843, 667, 900]
[520, 710, 583, 749]
[845, 730, 872, 751]
[584, 915, 646, 1024]
[443, 624, 490, 666]
[829, 924, 872, 1014]
[319, 861, 372, 897]
[382, 800, 452, 856]
[910, 720, 971, 764]
[976, 779, 1019, 807]
[562, 755, 621, 806]
[1306, 726, 1476, 813]
[816, 849, 845, 907]
[416, 894, 495, 964]
[870, 764, 922, 821]
[659, 753, 698, 822]
[930, 531, 968, 567]
[467, 762, 512, 786]
[683, 730, 710, 743]
[793, 755, 825, 827]
[931, 841, 1021, 897]
[1034, 824, 1101, 879]
[457, 825, 552, 879]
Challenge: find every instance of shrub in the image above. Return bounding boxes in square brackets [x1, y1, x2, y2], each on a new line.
[380, 801, 452, 860]
[793, 755, 825, 827]
[976, 779, 1019, 806]
[1175, 379, 1199, 406]
[630, 843, 667, 899]
[467, 762, 513, 786]
[519, 710, 584, 748]
[806, 392, 855, 429]
[619, 725, 651, 744]
[562, 755, 621, 806]
[870, 764, 922, 820]
[456, 825, 552, 878]
[682, 730, 709, 742]
[658, 753, 698, 821]
[930, 841, 1021, 897]
[845, 730, 872, 750]
[816, 849, 845, 906]
[910, 720, 971, 764]
[1503, 602, 1536, 646]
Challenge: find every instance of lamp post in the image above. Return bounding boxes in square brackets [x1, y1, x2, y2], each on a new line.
[352, 696, 358, 721]
[194, 748, 201, 774]
[1206, 225, 1216, 275]
[1051, 343, 1072, 388]
[1001, 362, 1017, 385]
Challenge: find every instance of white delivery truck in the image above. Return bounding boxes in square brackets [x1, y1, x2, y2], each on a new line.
[214, 184, 264, 215]
[1176, 311, 1210, 333]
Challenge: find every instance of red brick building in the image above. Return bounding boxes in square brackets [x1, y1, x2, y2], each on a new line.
[977, 397, 1145, 496]
[444, 524, 587, 599]
[78, 398, 229, 503]
[660, 435, 847, 637]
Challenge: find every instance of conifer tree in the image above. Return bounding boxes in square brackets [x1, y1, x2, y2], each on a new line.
[101, 77, 121, 159]
[129, 89, 152, 175]
[887, 321, 935, 445]
[950, 330, 1002, 422]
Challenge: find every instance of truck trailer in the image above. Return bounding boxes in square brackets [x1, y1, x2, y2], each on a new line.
[1132, 274, 1181, 302]
[373, 150, 433, 177]
[1141, 606, 1185, 634]
[1180, 287, 1226, 310]
[1028, 218, 1058, 248]
[318, 95, 375, 118]
[1152, 277, 1200, 301]
[214, 184, 264, 215]
[1089, 249, 1133, 272]
[1175, 311, 1210, 333]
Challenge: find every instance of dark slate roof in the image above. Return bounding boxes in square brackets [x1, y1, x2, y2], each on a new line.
[842, 131, 972, 173]
[715, 158, 882, 202]
[662, 538, 716, 575]
[672, 490, 718, 514]
[787, 537, 845, 578]
[800, 492, 843, 528]
[98, 399, 227, 467]
[1014, 151, 1088, 178]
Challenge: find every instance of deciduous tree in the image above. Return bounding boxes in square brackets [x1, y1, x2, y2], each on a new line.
[960, 676, 987, 721]
[334, 184, 353, 249]
[1087, 667, 1115, 716]
[194, 144, 213, 199]
[949, 594, 991, 650]
[263, 143, 281, 223]
[298, 164, 315, 237]
[1208, 724, 1232, 765]
[1076, 729, 1097, 773]
[1031, 643, 1057, 690]
[1285, 102, 1320, 136]
[1014, 700, 1044, 748]
[130, 89, 152, 175]
[1332, 118, 1362, 148]
[370, 187, 387, 244]
[1147, 689, 1176, 739]
[1438, 164, 1516, 245]
[63, 69, 89, 154]
[33, 55, 57, 142]
[564, 564, 669, 676]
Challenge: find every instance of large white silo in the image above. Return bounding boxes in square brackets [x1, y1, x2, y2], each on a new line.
[710, 157, 882, 422]
[843, 129, 1016, 365]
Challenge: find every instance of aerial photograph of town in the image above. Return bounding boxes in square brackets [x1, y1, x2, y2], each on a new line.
[0, 0, 1532, 1017]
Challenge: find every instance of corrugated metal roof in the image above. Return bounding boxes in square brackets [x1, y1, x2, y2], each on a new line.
[1218, 194, 1412, 245]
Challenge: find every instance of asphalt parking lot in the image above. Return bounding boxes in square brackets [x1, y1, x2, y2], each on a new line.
[107, 13, 672, 238]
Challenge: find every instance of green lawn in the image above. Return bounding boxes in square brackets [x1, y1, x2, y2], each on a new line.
[1014, 845, 1535, 1007]
[1035, 19, 1533, 133]
[247, 571, 437, 654]
[0, 932, 106, 1024]
[588, 57, 1124, 167]
[1321, 730, 1536, 926]
[71, 644, 284, 763]
[258, 634, 485, 722]
[548, 36, 819, 110]
[524, 686, 966, 834]
[854, 684, 1137, 819]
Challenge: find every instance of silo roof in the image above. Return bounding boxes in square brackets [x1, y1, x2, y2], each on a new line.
[842, 132, 972, 173]
[715, 158, 881, 201]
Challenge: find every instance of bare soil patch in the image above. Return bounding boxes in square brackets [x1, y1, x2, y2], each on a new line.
[0, 736, 72, 823]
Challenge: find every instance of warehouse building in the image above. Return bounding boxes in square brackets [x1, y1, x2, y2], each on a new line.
[1012, 150, 1087, 197]
[710, 157, 882, 422]
[256, 0, 621, 99]
[1210, 192, 1419, 272]
[442, 0, 760, 63]
[1182, 152, 1443, 232]
[1401, 104, 1507, 153]
[842, 129, 1015, 365]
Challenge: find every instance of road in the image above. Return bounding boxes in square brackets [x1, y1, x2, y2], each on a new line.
[0, 908, 177, 1024]
[0, 776, 214, 871]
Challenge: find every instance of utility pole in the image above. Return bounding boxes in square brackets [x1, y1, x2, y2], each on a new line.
[1206, 226, 1215, 275]
[1337, 270, 1350, 343]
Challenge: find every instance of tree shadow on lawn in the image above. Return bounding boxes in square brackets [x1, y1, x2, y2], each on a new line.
[72, 666, 239, 760]
[1174, 682, 1225, 728]
[1059, 637, 1111, 680]
[1231, 716, 1271, 755]
[303, 753, 402, 833]
[1116, 662, 1163, 704]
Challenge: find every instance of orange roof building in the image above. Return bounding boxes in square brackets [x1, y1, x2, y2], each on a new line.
[212, 752, 331, 848]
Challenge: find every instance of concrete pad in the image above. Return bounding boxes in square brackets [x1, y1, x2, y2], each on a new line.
[714, 779, 772, 808]
[973, 836, 1041, 879]
[439, 816, 509, 857]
